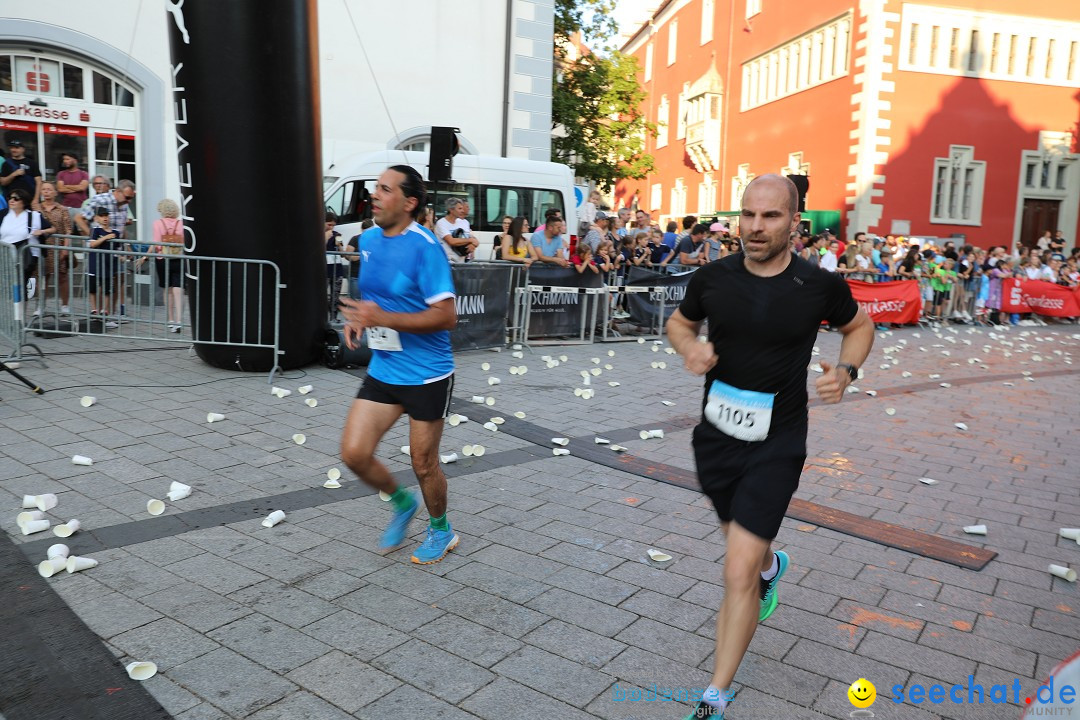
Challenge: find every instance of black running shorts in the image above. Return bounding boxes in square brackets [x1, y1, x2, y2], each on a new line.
[692, 421, 807, 540]
[356, 374, 454, 421]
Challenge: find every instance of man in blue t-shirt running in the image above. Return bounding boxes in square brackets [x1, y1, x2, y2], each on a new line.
[339, 165, 460, 565]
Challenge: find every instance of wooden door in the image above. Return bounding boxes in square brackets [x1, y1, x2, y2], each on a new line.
[1020, 199, 1060, 249]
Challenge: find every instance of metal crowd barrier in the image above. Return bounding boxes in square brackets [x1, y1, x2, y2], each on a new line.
[519, 283, 603, 346]
[0, 242, 44, 363]
[18, 238, 284, 382]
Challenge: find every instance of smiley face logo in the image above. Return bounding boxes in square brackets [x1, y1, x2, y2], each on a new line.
[848, 678, 876, 708]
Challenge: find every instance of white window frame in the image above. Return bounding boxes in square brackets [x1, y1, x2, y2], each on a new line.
[731, 164, 754, 211]
[644, 43, 654, 82]
[656, 95, 669, 148]
[701, 0, 715, 45]
[930, 145, 985, 226]
[899, 4, 1080, 88]
[740, 13, 851, 111]
[698, 172, 716, 214]
[671, 178, 687, 218]
[676, 83, 689, 140]
[668, 19, 679, 66]
[746, 0, 762, 20]
[650, 183, 663, 213]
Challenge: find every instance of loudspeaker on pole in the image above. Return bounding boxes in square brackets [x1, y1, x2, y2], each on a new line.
[428, 127, 461, 183]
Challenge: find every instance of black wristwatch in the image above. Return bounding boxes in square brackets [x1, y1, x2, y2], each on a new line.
[837, 363, 859, 382]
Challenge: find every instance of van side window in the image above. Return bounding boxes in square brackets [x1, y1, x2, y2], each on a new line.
[533, 190, 565, 226]
[483, 186, 527, 230]
[326, 181, 375, 224]
[430, 183, 479, 226]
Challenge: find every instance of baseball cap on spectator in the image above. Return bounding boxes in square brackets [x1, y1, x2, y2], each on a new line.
[7, 139, 23, 147]
[709, 222, 727, 233]
[595, 211, 609, 221]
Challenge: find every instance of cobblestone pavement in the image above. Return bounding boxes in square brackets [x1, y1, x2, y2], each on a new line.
[1, 322, 1078, 719]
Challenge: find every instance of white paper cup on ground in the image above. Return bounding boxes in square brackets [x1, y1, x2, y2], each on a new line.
[485, 397, 495, 406]
[1059, 529, 1080, 541]
[38, 556, 68, 578]
[167, 488, 192, 502]
[463, 445, 476, 457]
[47, 544, 69, 559]
[400, 445, 411, 455]
[551, 437, 569, 446]
[292, 433, 306, 445]
[147, 499, 166, 516]
[595, 437, 610, 444]
[1049, 565, 1077, 582]
[271, 387, 291, 398]
[552, 448, 570, 456]
[918, 478, 938, 485]
[80, 396, 97, 407]
[35, 494, 58, 511]
[304, 398, 318, 407]
[963, 524, 987, 535]
[639, 430, 651, 440]
[472, 445, 486, 457]
[21, 495, 38, 509]
[21, 519, 51, 536]
[297, 385, 313, 395]
[481, 362, 491, 371]
[378, 491, 391, 501]
[206, 412, 226, 423]
[646, 548, 673, 562]
[470, 395, 485, 404]
[53, 520, 81, 537]
[323, 477, 342, 489]
[483, 421, 499, 432]
[440, 452, 458, 464]
[261, 510, 286, 528]
[490, 417, 505, 425]
[488, 377, 501, 386]
[168, 481, 191, 495]
[610, 445, 627, 452]
[71, 455, 93, 466]
[513, 411, 526, 419]
[326, 468, 341, 482]
[125, 662, 158, 681]
[65, 556, 97, 573]
[17, 510, 45, 527]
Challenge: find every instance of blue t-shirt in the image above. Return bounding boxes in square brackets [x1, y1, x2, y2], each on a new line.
[662, 232, 678, 249]
[530, 230, 564, 259]
[358, 222, 455, 385]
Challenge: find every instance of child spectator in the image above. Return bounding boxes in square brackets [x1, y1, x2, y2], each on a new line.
[572, 242, 600, 275]
[87, 206, 118, 328]
[929, 257, 957, 322]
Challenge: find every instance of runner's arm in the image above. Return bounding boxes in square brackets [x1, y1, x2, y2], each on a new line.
[340, 297, 456, 333]
[816, 307, 874, 403]
[667, 308, 717, 375]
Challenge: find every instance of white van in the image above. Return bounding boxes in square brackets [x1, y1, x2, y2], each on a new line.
[323, 150, 578, 261]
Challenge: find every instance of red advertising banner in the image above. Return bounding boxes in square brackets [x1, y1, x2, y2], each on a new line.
[1000, 279, 1080, 317]
[847, 279, 923, 324]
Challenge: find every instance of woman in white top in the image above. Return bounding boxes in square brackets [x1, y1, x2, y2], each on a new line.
[0, 188, 46, 302]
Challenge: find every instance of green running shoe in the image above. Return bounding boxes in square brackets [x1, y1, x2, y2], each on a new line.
[758, 550, 790, 622]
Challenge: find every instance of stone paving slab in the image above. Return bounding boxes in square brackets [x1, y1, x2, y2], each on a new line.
[1, 325, 1079, 719]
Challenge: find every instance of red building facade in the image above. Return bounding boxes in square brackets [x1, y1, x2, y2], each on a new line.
[616, 0, 1080, 250]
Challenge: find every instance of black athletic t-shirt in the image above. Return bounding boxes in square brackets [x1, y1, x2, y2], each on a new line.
[678, 252, 859, 432]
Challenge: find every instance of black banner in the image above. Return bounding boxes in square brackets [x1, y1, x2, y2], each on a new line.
[625, 266, 696, 328]
[167, 0, 326, 371]
[450, 265, 511, 351]
[525, 265, 603, 339]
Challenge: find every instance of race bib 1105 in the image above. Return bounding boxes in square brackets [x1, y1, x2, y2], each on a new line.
[704, 379, 774, 442]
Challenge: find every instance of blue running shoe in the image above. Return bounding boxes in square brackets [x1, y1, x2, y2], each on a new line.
[759, 550, 790, 621]
[379, 496, 418, 549]
[411, 523, 459, 564]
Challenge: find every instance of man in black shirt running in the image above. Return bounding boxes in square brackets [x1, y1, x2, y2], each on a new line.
[667, 173, 874, 719]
